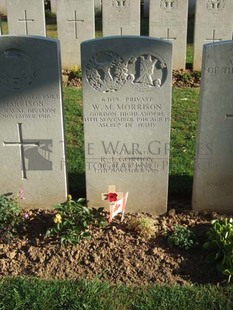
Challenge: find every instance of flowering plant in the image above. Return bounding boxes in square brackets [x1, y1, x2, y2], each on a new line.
[0, 193, 22, 242]
[46, 195, 107, 245]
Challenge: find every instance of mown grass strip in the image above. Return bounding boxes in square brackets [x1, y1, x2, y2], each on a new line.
[0, 277, 232, 310]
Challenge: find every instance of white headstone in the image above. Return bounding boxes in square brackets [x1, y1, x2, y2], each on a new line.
[0, 36, 67, 209]
[57, 0, 95, 68]
[102, 0, 140, 36]
[0, 0, 6, 15]
[193, 0, 233, 71]
[81, 36, 172, 215]
[7, 0, 46, 36]
[149, 0, 188, 70]
[50, 0, 57, 13]
[193, 41, 233, 213]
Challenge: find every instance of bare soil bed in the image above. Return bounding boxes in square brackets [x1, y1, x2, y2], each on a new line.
[0, 199, 228, 286]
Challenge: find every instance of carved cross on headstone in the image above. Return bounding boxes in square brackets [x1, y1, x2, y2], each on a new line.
[160, 28, 176, 41]
[17, 10, 34, 35]
[67, 10, 84, 39]
[206, 29, 222, 43]
[3, 123, 40, 180]
[101, 185, 123, 205]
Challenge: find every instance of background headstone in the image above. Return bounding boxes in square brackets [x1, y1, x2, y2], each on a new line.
[57, 0, 95, 68]
[95, 0, 102, 17]
[102, 0, 140, 36]
[149, 0, 188, 70]
[192, 41, 233, 213]
[193, 0, 233, 71]
[50, 0, 57, 13]
[7, 0, 46, 36]
[81, 36, 172, 214]
[0, 36, 67, 209]
[0, 0, 6, 15]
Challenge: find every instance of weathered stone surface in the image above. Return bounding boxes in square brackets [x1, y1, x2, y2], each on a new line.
[81, 36, 172, 214]
[57, 0, 95, 67]
[193, 41, 233, 213]
[193, 0, 233, 70]
[0, 36, 67, 209]
[7, 0, 46, 36]
[149, 0, 188, 70]
[102, 0, 140, 36]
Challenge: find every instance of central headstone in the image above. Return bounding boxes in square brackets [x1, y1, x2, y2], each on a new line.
[57, 0, 95, 67]
[0, 36, 67, 209]
[81, 36, 172, 214]
[149, 0, 188, 70]
[7, 0, 46, 36]
[193, 41, 233, 213]
[102, 0, 140, 36]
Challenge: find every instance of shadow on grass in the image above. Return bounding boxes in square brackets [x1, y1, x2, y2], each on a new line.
[168, 175, 193, 202]
[68, 172, 86, 199]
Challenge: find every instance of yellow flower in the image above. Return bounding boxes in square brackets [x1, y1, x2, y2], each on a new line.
[67, 194, 72, 201]
[54, 214, 62, 224]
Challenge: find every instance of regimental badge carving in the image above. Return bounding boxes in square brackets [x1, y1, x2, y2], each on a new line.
[86, 51, 128, 93]
[128, 54, 167, 92]
[0, 49, 35, 91]
[206, 0, 225, 13]
[160, 0, 178, 12]
[112, 0, 130, 10]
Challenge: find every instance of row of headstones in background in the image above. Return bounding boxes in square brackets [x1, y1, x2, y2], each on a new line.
[50, 0, 102, 16]
[0, 36, 67, 209]
[4, 0, 188, 69]
[144, 0, 196, 17]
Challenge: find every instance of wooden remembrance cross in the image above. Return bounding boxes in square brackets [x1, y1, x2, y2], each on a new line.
[102, 185, 123, 205]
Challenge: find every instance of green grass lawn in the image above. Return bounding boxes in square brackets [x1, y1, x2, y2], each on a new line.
[0, 277, 232, 310]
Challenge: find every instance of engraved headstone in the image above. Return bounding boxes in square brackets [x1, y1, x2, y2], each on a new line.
[193, 0, 233, 70]
[192, 41, 233, 213]
[0, 36, 67, 209]
[7, 0, 46, 36]
[149, 0, 188, 70]
[81, 36, 172, 214]
[57, 0, 95, 67]
[102, 0, 140, 36]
